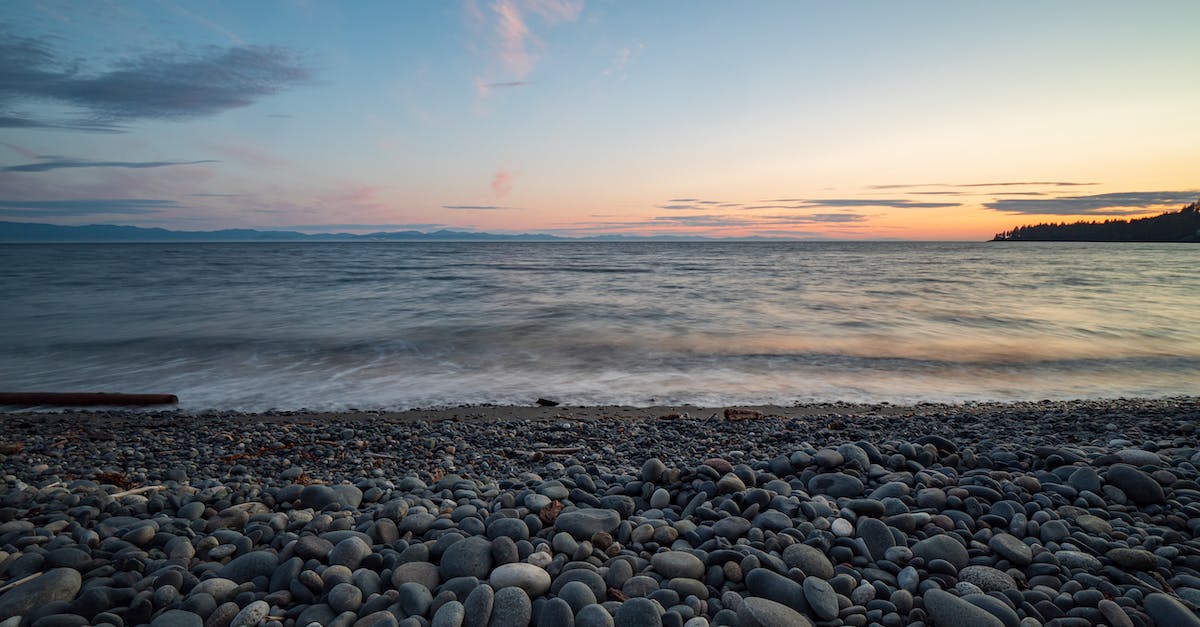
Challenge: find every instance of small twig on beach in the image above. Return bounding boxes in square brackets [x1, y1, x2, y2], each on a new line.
[110, 485, 165, 498]
[0, 573, 40, 594]
[364, 452, 402, 460]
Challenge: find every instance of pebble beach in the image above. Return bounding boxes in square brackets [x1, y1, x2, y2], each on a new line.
[1, 398, 1199, 627]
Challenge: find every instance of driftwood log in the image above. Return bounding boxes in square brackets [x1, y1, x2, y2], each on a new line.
[0, 392, 179, 407]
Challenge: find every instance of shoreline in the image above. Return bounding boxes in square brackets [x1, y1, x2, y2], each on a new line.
[1, 396, 1198, 625]
[6, 394, 1197, 423]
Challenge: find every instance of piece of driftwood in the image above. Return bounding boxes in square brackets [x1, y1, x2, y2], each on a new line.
[110, 485, 166, 498]
[0, 392, 179, 407]
[0, 573, 40, 594]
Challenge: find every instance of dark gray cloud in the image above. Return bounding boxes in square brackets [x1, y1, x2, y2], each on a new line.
[871, 181, 1098, 189]
[663, 197, 958, 211]
[283, 223, 447, 231]
[648, 213, 871, 228]
[3, 156, 218, 172]
[745, 199, 959, 210]
[0, 198, 182, 217]
[0, 33, 311, 130]
[984, 191, 1199, 215]
[0, 114, 124, 133]
[442, 205, 517, 211]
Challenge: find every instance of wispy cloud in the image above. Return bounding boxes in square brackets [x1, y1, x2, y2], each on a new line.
[443, 204, 518, 210]
[0, 33, 311, 130]
[871, 181, 1098, 189]
[984, 191, 1200, 216]
[492, 169, 514, 197]
[158, 0, 244, 44]
[472, 0, 583, 85]
[602, 43, 643, 78]
[658, 197, 959, 211]
[3, 156, 218, 173]
[0, 198, 182, 217]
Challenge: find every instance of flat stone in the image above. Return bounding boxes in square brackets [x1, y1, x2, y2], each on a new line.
[923, 589, 1004, 627]
[295, 535, 335, 560]
[1056, 551, 1102, 572]
[1117, 449, 1162, 466]
[230, 600, 270, 627]
[962, 593, 1021, 627]
[857, 517, 896, 561]
[392, 561, 442, 591]
[1145, 593, 1200, 627]
[0, 568, 82, 618]
[912, 534, 969, 570]
[149, 609, 204, 627]
[1106, 464, 1165, 506]
[556, 509, 621, 540]
[745, 568, 809, 615]
[1075, 514, 1112, 535]
[988, 533, 1032, 566]
[650, 551, 705, 580]
[216, 551, 278, 583]
[712, 516, 752, 539]
[736, 596, 814, 627]
[1107, 548, 1158, 570]
[802, 576, 838, 621]
[781, 543, 834, 579]
[958, 565, 1017, 592]
[488, 563, 551, 597]
[807, 473, 864, 498]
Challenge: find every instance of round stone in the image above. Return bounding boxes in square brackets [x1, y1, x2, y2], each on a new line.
[923, 589, 1004, 627]
[613, 597, 664, 627]
[737, 597, 814, 627]
[441, 535, 494, 580]
[650, 551, 705, 580]
[490, 586, 532, 627]
[488, 563, 552, 597]
[912, 534, 969, 571]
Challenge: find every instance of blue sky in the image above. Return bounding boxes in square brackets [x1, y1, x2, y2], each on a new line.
[1, 1, 1197, 238]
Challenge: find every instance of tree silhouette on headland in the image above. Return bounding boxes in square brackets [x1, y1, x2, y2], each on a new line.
[993, 200, 1200, 242]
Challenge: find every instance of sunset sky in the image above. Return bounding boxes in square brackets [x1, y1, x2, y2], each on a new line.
[1, 1, 1197, 239]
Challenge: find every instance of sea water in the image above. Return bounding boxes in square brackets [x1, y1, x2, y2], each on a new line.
[1, 241, 1196, 410]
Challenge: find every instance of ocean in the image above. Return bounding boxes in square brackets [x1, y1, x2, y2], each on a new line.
[0, 241, 1196, 411]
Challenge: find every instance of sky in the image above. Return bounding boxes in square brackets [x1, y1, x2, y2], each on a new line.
[0, 1, 1197, 240]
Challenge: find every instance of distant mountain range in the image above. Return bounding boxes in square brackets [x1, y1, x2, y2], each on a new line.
[993, 202, 1200, 242]
[0, 221, 779, 242]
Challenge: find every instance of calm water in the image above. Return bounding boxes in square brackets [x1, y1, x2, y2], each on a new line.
[0, 242, 1196, 410]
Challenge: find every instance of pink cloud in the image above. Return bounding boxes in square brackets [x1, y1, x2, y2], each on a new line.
[476, 0, 583, 82]
[492, 170, 514, 197]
